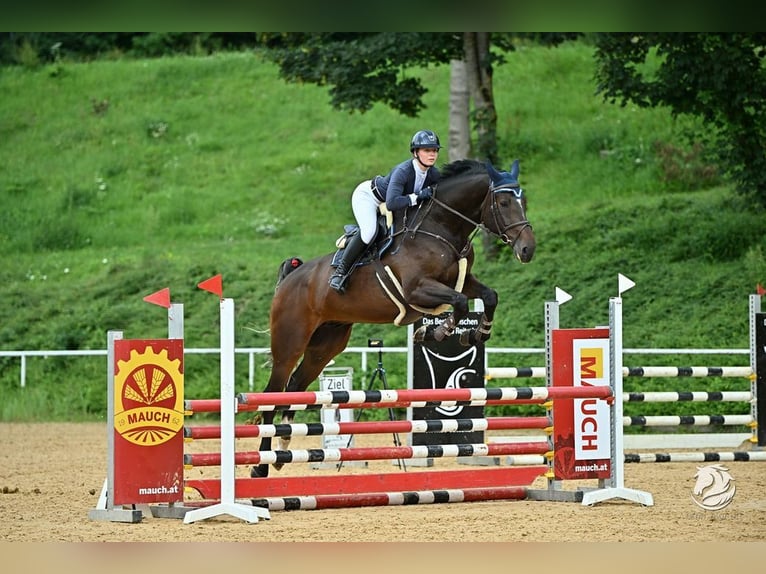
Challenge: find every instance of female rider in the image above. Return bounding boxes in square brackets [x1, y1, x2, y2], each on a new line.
[329, 129, 442, 293]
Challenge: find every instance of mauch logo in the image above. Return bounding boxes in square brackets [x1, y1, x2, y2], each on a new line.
[691, 464, 736, 510]
[573, 340, 610, 460]
[114, 346, 184, 446]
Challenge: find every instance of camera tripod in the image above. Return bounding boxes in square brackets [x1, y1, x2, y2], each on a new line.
[338, 342, 407, 472]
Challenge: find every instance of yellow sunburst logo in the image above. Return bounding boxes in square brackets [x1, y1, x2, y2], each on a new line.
[114, 346, 184, 446]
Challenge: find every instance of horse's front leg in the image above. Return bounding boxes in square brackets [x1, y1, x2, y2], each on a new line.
[459, 274, 498, 346]
[409, 279, 470, 342]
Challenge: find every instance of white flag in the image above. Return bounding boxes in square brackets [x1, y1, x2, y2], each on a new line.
[618, 273, 636, 295]
[555, 286, 573, 305]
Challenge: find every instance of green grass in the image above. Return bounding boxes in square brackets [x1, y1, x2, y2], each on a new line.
[2, 42, 765, 423]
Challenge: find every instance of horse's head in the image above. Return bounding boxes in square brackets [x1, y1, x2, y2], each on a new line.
[485, 160, 536, 263]
[424, 158, 535, 263]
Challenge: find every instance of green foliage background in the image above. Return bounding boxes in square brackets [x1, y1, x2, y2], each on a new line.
[2, 41, 765, 428]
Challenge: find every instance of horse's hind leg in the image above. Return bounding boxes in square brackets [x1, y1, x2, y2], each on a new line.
[252, 322, 353, 478]
[251, 318, 312, 478]
[250, 359, 298, 478]
[276, 322, 354, 457]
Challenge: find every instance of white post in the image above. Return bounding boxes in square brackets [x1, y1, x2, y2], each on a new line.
[147, 301, 192, 520]
[89, 330, 143, 522]
[248, 352, 255, 392]
[581, 296, 653, 506]
[611, 297, 627, 489]
[183, 298, 270, 524]
[168, 303, 184, 339]
[527, 288, 585, 502]
[749, 294, 761, 447]
[543, 299, 559, 484]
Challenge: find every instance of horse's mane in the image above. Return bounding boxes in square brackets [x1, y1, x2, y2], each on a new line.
[439, 159, 487, 181]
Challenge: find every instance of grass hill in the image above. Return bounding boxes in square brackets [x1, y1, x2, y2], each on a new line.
[2, 39, 765, 420]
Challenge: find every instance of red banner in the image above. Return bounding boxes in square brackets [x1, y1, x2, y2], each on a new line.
[113, 339, 184, 505]
[552, 328, 611, 480]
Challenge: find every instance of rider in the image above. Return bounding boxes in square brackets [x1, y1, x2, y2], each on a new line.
[329, 129, 442, 293]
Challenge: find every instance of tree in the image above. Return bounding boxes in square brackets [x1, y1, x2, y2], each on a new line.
[463, 33, 499, 164]
[448, 58, 471, 162]
[257, 33, 578, 166]
[0, 33, 257, 64]
[257, 33, 461, 114]
[257, 32, 578, 258]
[593, 33, 766, 207]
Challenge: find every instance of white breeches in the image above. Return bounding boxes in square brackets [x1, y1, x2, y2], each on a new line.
[351, 180, 380, 245]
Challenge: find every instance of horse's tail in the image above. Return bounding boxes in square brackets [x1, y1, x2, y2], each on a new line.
[275, 256, 303, 291]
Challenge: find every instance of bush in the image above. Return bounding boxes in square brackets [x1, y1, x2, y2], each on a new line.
[653, 140, 720, 191]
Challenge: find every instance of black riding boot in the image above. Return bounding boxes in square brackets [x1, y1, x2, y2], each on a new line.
[329, 233, 368, 293]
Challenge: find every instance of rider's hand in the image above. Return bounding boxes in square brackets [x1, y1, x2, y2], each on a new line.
[416, 186, 433, 202]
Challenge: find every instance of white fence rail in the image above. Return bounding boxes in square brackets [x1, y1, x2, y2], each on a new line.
[0, 346, 750, 390]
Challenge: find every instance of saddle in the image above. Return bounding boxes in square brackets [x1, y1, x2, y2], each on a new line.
[331, 204, 395, 269]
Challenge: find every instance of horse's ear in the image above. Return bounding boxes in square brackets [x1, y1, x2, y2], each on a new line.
[485, 161, 503, 183]
[487, 159, 521, 186]
[509, 159, 520, 181]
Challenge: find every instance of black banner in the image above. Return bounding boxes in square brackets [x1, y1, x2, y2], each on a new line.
[411, 312, 486, 445]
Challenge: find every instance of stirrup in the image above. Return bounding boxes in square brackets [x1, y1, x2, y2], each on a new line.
[329, 272, 347, 293]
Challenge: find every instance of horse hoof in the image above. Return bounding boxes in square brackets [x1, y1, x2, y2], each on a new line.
[476, 329, 492, 344]
[272, 462, 284, 471]
[413, 325, 426, 342]
[250, 465, 268, 478]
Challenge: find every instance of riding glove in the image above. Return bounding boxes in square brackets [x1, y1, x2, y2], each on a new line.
[416, 186, 433, 202]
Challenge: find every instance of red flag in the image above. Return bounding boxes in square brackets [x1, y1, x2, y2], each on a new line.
[143, 287, 171, 309]
[757, 283, 766, 296]
[198, 274, 223, 298]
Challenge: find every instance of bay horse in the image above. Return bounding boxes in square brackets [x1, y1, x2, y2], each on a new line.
[252, 158, 535, 478]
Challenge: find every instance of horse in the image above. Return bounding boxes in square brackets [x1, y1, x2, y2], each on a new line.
[251, 158, 536, 478]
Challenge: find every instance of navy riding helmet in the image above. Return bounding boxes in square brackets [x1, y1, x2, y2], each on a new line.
[410, 129, 441, 152]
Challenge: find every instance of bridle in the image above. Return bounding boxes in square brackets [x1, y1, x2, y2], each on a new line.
[424, 182, 532, 247]
[395, 179, 532, 259]
[485, 182, 533, 246]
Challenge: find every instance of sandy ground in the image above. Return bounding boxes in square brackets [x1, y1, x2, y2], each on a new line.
[1, 422, 765, 546]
